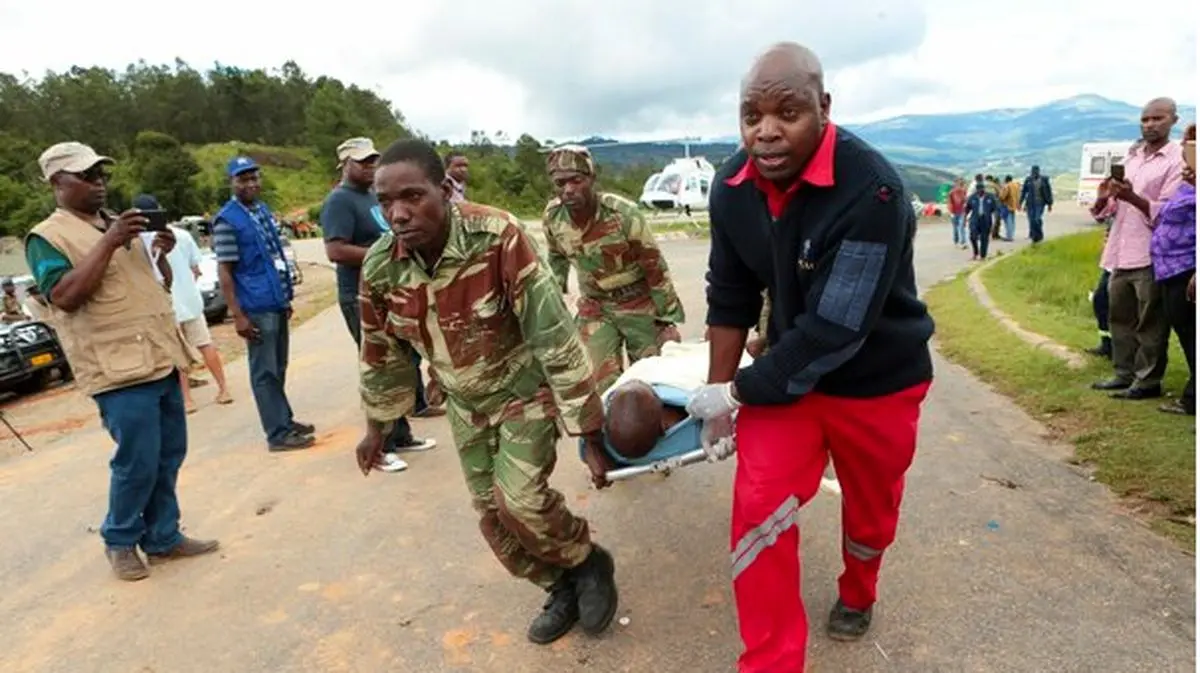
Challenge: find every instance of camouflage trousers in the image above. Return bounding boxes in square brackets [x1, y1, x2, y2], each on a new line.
[577, 312, 664, 392]
[447, 399, 593, 589]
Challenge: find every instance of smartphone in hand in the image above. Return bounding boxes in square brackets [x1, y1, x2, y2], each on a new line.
[140, 209, 170, 232]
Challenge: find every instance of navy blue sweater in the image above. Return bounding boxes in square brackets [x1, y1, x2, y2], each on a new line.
[706, 130, 935, 405]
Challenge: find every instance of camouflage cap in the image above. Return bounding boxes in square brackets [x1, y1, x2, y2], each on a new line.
[336, 137, 379, 166]
[546, 144, 594, 176]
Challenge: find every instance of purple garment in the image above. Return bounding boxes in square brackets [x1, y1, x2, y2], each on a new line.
[1151, 182, 1196, 281]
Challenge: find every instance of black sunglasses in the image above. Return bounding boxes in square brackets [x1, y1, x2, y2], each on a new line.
[65, 166, 110, 184]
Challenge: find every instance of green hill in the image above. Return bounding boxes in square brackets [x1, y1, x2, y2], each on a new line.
[188, 143, 336, 217]
[566, 139, 959, 203]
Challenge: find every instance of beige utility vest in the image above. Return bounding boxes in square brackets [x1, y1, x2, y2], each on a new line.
[29, 209, 192, 397]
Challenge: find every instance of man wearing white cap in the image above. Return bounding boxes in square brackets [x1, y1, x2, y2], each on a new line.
[320, 137, 439, 472]
[24, 142, 219, 581]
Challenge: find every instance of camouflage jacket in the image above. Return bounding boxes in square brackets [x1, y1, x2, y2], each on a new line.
[541, 192, 685, 324]
[358, 202, 604, 435]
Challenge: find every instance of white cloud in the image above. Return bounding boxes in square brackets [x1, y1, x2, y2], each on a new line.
[0, 0, 1194, 143]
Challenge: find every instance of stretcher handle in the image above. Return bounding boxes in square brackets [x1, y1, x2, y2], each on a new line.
[604, 448, 712, 482]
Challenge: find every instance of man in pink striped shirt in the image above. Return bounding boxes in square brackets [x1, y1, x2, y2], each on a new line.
[1091, 98, 1184, 399]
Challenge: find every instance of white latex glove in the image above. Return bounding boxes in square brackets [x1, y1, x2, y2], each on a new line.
[686, 382, 741, 420]
[704, 433, 737, 463]
[699, 412, 737, 462]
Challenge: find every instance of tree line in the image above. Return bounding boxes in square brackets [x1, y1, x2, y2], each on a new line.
[0, 60, 657, 237]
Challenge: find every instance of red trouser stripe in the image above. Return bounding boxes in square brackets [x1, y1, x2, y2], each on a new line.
[730, 381, 930, 673]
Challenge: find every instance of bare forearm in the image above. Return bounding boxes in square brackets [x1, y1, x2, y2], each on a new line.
[325, 240, 370, 266]
[1130, 194, 1151, 219]
[217, 264, 243, 316]
[156, 254, 173, 290]
[706, 325, 749, 383]
[50, 239, 118, 312]
[366, 418, 395, 434]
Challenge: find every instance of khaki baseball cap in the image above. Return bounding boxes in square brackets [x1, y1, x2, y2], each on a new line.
[38, 141, 114, 181]
[336, 137, 379, 166]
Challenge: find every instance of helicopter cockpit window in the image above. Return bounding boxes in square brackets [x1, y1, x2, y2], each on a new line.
[658, 174, 682, 194]
[699, 177, 710, 196]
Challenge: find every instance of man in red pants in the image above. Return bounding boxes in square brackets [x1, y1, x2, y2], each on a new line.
[687, 42, 935, 672]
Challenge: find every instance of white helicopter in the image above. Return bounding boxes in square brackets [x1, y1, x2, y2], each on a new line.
[542, 137, 717, 215]
[639, 151, 716, 214]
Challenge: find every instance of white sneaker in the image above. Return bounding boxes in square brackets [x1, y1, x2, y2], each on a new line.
[396, 437, 437, 452]
[375, 452, 409, 473]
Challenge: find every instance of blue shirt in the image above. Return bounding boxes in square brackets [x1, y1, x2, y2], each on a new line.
[320, 184, 390, 300]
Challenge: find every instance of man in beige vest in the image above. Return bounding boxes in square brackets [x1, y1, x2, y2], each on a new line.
[24, 142, 219, 581]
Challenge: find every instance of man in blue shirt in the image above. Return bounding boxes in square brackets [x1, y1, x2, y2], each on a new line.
[964, 181, 1000, 260]
[1019, 164, 1055, 243]
[213, 157, 315, 451]
[321, 137, 438, 472]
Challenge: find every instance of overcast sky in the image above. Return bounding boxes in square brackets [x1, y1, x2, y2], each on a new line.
[1, 0, 1194, 143]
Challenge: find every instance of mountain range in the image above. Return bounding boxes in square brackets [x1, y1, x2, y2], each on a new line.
[565, 95, 1195, 200]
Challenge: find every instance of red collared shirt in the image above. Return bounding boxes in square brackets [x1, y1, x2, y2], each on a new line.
[725, 122, 838, 218]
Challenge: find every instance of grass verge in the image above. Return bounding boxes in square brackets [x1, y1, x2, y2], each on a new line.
[926, 230, 1195, 548]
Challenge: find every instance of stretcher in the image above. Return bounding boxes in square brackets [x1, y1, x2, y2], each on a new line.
[578, 384, 709, 482]
[579, 383, 843, 494]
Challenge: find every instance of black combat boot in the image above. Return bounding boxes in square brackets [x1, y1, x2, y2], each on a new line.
[527, 577, 578, 644]
[827, 599, 873, 642]
[569, 544, 619, 635]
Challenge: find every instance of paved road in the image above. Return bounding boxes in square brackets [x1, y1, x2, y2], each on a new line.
[1, 212, 1193, 673]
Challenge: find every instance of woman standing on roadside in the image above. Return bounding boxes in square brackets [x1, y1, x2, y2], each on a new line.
[1150, 122, 1196, 416]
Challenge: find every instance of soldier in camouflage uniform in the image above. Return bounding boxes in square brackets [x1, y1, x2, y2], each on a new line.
[541, 145, 686, 391]
[355, 140, 620, 646]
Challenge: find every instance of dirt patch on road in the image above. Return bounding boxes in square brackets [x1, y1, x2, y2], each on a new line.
[0, 264, 337, 461]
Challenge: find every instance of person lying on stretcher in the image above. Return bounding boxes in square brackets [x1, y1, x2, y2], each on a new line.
[601, 340, 750, 463]
[589, 339, 841, 493]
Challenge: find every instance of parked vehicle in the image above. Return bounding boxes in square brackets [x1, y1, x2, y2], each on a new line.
[180, 216, 302, 324]
[1077, 141, 1133, 206]
[0, 276, 72, 395]
[196, 251, 228, 324]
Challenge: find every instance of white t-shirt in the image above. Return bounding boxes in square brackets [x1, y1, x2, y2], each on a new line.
[604, 340, 754, 400]
[141, 225, 204, 323]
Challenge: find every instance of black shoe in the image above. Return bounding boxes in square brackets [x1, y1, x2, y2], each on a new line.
[393, 436, 437, 452]
[827, 599, 873, 642]
[291, 421, 315, 435]
[569, 545, 619, 635]
[527, 578, 579, 645]
[1085, 338, 1112, 358]
[269, 430, 315, 452]
[1092, 378, 1131, 391]
[1111, 385, 1162, 400]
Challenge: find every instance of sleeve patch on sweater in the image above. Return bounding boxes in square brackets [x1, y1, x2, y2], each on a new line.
[816, 239, 887, 332]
